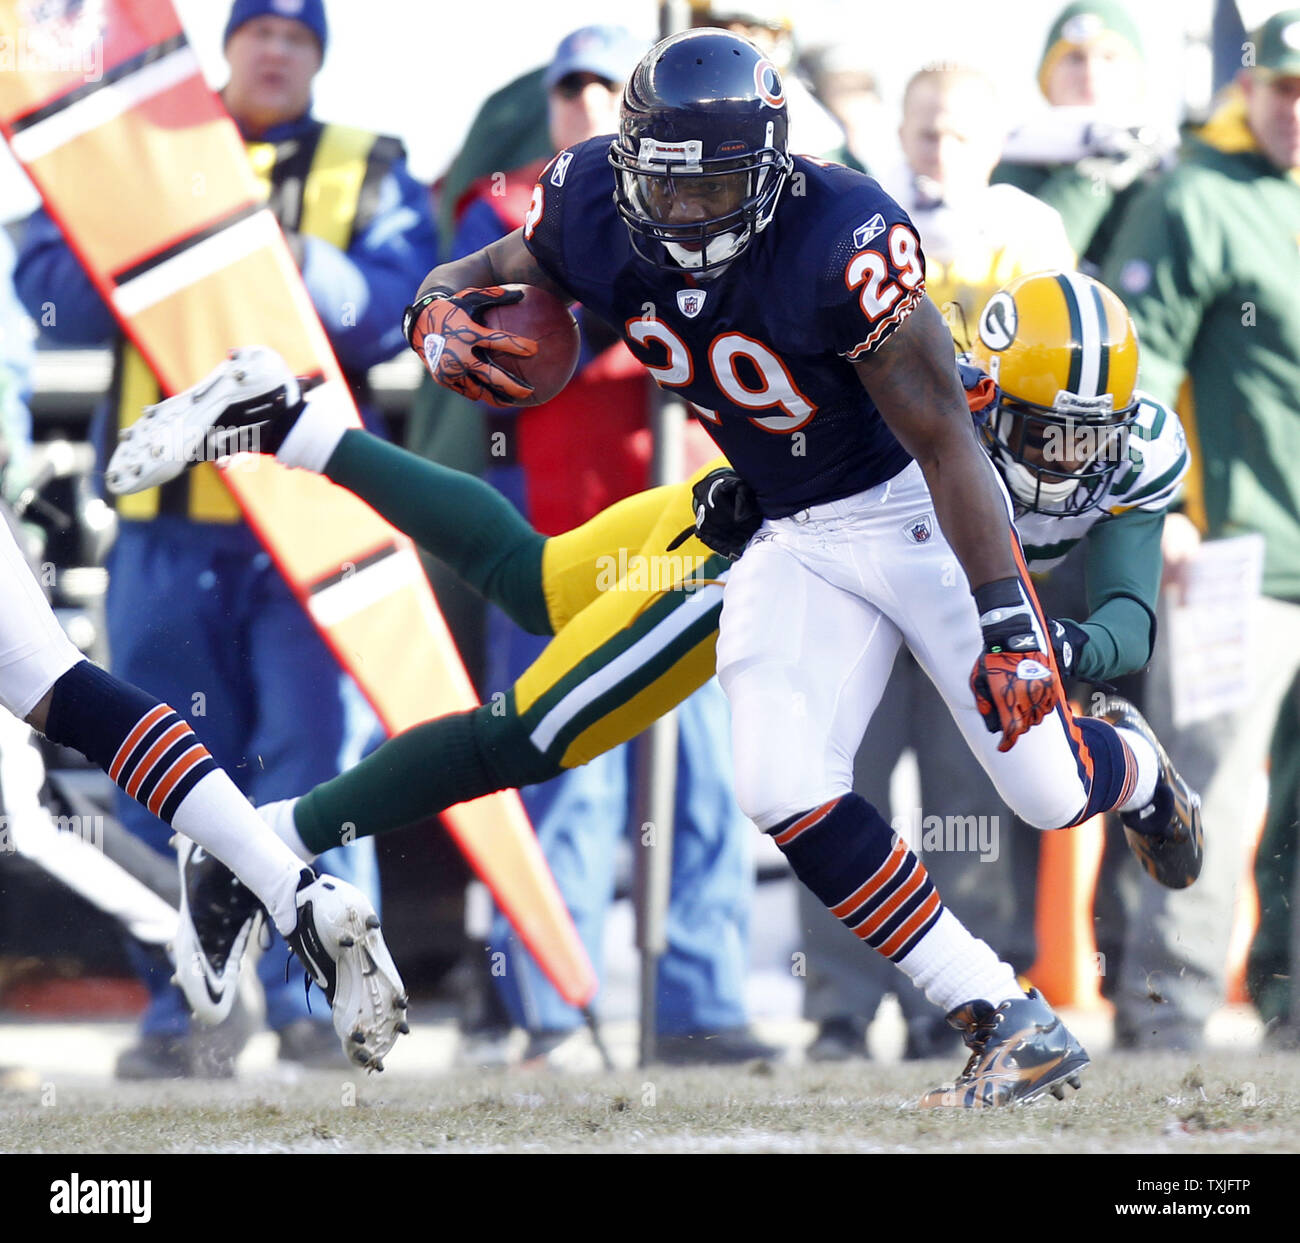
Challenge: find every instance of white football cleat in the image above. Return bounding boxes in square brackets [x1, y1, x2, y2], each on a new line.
[171, 834, 264, 1026]
[105, 346, 301, 495]
[286, 869, 410, 1072]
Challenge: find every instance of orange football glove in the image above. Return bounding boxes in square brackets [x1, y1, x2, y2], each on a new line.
[403, 286, 538, 407]
[970, 651, 1059, 752]
[969, 577, 1062, 752]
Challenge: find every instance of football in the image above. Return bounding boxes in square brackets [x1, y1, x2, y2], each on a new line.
[481, 284, 581, 405]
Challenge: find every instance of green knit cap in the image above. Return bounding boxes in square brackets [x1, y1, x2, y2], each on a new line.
[1249, 9, 1300, 76]
[1038, 1, 1143, 96]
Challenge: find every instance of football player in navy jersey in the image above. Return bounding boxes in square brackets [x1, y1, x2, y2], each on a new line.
[115, 30, 1202, 1106]
[406, 28, 1127, 1106]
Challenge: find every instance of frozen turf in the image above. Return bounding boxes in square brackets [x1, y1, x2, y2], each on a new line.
[0, 1053, 1295, 1153]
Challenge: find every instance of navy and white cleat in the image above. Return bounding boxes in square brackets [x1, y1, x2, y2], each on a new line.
[171, 834, 263, 1026]
[1093, 694, 1204, 889]
[917, 989, 1089, 1109]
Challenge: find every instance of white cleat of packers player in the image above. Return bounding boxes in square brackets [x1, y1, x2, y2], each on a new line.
[105, 347, 305, 495]
[284, 867, 410, 1073]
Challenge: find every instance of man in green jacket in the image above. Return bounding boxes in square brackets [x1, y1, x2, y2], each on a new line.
[1100, 7, 1300, 1048]
[993, 1, 1172, 272]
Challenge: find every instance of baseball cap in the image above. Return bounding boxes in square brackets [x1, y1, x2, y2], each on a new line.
[1250, 9, 1300, 76]
[1038, 1, 1143, 96]
[224, 0, 328, 55]
[543, 26, 644, 92]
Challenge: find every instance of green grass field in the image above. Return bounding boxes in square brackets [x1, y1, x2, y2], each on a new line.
[2, 1052, 1295, 1154]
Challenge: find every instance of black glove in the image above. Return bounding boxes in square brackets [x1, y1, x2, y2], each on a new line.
[666, 468, 762, 561]
[1047, 617, 1089, 681]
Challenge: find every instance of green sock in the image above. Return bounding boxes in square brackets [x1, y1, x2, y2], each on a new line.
[294, 709, 493, 854]
[292, 698, 562, 855]
[325, 430, 552, 635]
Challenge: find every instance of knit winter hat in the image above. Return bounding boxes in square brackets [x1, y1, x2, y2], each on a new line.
[1038, 1, 1142, 97]
[224, 0, 327, 56]
[1249, 8, 1300, 77]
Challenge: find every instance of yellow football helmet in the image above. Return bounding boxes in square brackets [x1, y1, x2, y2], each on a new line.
[969, 270, 1140, 513]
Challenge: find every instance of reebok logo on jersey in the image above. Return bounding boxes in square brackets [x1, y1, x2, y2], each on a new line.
[853, 214, 886, 250]
[677, 289, 708, 318]
[550, 151, 574, 186]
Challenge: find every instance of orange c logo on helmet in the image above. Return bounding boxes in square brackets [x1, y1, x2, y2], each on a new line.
[754, 58, 785, 108]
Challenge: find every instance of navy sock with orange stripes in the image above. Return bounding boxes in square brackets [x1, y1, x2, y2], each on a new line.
[43, 660, 217, 823]
[1071, 715, 1131, 821]
[770, 793, 944, 964]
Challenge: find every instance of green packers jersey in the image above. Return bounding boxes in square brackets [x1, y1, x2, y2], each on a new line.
[1009, 390, 1187, 681]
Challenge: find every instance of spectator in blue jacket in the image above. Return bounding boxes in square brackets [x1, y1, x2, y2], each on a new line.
[14, 0, 438, 1078]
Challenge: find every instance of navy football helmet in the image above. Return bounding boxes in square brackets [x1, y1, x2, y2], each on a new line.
[609, 28, 793, 275]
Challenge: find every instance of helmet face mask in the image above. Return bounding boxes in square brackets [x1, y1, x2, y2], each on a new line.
[608, 29, 793, 276]
[984, 394, 1138, 515]
[613, 141, 788, 272]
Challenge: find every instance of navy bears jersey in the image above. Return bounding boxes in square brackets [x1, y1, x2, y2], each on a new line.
[522, 136, 927, 517]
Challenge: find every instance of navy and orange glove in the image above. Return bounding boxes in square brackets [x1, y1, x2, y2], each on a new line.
[969, 577, 1061, 752]
[957, 358, 998, 421]
[403, 286, 538, 407]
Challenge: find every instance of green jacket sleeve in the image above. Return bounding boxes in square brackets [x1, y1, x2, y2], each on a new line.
[1069, 506, 1165, 681]
[436, 67, 551, 242]
[1098, 169, 1221, 409]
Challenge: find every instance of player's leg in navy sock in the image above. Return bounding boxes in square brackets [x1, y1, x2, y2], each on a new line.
[768, 793, 1023, 1012]
[38, 659, 303, 931]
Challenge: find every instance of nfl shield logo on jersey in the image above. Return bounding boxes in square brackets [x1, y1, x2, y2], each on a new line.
[902, 514, 933, 544]
[676, 289, 708, 318]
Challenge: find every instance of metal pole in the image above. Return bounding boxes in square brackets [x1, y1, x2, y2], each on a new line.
[634, 0, 691, 1071]
[633, 395, 685, 1068]
[633, 707, 680, 1068]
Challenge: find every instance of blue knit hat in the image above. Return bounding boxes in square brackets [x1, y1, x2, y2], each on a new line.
[224, 0, 328, 55]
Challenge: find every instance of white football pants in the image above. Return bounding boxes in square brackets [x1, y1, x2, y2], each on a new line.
[0, 512, 84, 719]
[717, 460, 1094, 833]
